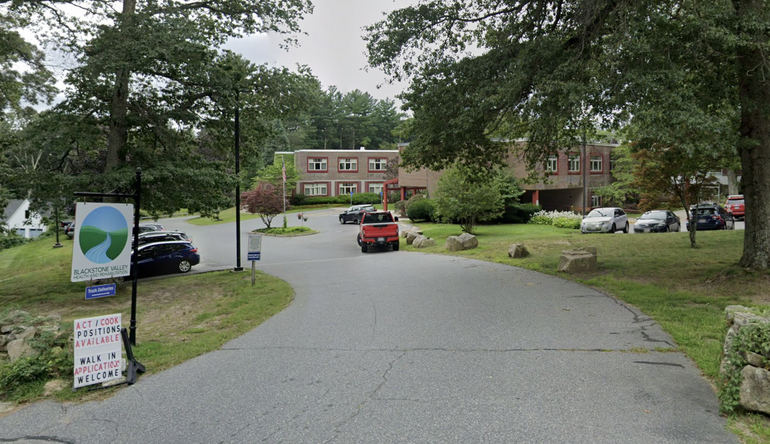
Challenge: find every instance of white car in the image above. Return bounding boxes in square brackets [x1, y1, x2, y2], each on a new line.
[581, 207, 629, 234]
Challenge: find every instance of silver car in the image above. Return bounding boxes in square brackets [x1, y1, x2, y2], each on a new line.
[581, 207, 629, 234]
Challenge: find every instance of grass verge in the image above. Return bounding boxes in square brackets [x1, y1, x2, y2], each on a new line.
[0, 236, 292, 405]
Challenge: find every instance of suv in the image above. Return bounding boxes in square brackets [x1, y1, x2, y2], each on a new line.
[725, 195, 745, 220]
[339, 205, 376, 224]
[687, 203, 735, 231]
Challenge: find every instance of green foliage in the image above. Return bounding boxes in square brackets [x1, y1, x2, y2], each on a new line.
[300, 193, 380, 206]
[553, 217, 582, 229]
[433, 165, 507, 234]
[289, 193, 306, 206]
[406, 198, 435, 222]
[719, 323, 770, 415]
[0, 233, 28, 251]
[0, 323, 73, 401]
[497, 203, 542, 224]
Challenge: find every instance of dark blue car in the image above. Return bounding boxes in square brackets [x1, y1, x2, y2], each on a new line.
[134, 240, 200, 277]
[686, 203, 735, 231]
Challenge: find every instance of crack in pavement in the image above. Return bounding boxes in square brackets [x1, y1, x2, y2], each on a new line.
[323, 351, 406, 444]
[0, 437, 75, 443]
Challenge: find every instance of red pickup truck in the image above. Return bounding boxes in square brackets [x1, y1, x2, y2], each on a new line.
[357, 211, 400, 252]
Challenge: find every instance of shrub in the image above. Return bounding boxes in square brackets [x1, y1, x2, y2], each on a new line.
[498, 203, 542, 223]
[553, 216, 581, 229]
[351, 193, 381, 206]
[289, 193, 306, 206]
[407, 198, 435, 221]
[527, 210, 582, 229]
[0, 234, 28, 251]
[395, 200, 407, 217]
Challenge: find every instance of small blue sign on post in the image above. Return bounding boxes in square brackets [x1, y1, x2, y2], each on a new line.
[248, 252, 261, 260]
[85, 283, 116, 300]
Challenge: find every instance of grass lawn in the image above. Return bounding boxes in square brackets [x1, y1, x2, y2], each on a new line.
[0, 236, 293, 405]
[401, 222, 770, 443]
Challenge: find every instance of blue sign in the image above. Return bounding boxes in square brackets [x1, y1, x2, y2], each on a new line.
[248, 252, 261, 261]
[85, 283, 116, 300]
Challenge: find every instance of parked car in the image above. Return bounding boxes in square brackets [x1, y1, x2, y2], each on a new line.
[725, 195, 745, 220]
[633, 210, 681, 233]
[134, 240, 200, 277]
[581, 207, 629, 234]
[137, 231, 191, 246]
[686, 203, 735, 231]
[339, 204, 376, 224]
[139, 223, 165, 233]
[64, 222, 75, 238]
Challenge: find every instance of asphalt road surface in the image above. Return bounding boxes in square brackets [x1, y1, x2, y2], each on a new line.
[0, 210, 739, 443]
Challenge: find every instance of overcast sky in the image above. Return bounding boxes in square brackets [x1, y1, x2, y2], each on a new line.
[225, 0, 417, 104]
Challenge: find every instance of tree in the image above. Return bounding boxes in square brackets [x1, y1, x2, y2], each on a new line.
[240, 182, 289, 229]
[592, 144, 640, 208]
[0, 7, 56, 115]
[366, 0, 770, 269]
[433, 164, 511, 234]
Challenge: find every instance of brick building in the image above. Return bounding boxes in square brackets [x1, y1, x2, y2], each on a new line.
[281, 140, 618, 212]
[279, 149, 399, 198]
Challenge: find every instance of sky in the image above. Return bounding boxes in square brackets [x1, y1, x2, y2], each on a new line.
[225, 0, 417, 104]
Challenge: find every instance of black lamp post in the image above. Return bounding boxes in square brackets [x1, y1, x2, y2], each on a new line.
[234, 89, 243, 272]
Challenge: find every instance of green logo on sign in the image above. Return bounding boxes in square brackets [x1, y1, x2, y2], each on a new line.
[79, 207, 129, 264]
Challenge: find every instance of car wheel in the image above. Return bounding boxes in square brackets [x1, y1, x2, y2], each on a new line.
[622, 223, 629, 233]
[610, 223, 616, 233]
[392, 241, 400, 251]
[666, 225, 670, 233]
[340, 217, 345, 224]
[178, 260, 192, 273]
[361, 243, 368, 253]
[357, 235, 362, 246]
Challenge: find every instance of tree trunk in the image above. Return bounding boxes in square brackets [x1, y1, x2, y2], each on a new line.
[735, 0, 770, 270]
[105, 0, 137, 173]
[726, 169, 739, 195]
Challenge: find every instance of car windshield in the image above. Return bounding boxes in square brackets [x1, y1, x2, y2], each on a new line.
[641, 211, 666, 220]
[587, 209, 612, 218]
[728, 199, 744, 205]
[694, 208, 716, 216]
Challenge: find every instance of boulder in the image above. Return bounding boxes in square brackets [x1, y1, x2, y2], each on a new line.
[508, 244, 530, 258]
[557, 250, 598, 273]
[413, 236, 436, 248]
[741, 366, 770, 415]
[458, 233, 478, 249]
[7, 338, 36, 362]
[402, 229, 423, 239]
[406, 231, 422, 245]
[446, 236, 464, 251]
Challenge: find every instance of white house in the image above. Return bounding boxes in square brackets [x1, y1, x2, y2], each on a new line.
[3, 199, 48, 238]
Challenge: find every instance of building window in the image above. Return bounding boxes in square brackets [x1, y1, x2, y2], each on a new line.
[545, 155, 558, 173]
[568, 154, 580, 173]
[308, 157, 327, 172]
[304, 183, 327, 196]
[369, 158, 387, 171]
[590, 155, 602, 172]
[591, 194, 601, 208]
[338, 158, 357, 172]
[339, 182, 358, 195]
[368, 183, 384, 194]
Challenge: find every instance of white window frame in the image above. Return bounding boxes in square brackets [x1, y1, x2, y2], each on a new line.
[590, 155, 602, 172]
[368, 183, 384, 194]
[338, 158, 357, 171]
[568, 154, 580, 173]
[369, 158, 387, 171]
[308, 158, 327, 171]
[339, 182, 358, 195]
[545, 155, 558, 173]
[591, 194, 601, 208]
[304, 183, 327, 196]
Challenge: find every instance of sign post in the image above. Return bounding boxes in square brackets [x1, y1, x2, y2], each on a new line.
[248, 234, 262, 287]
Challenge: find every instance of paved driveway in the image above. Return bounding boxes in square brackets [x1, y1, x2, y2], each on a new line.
[0, 210, 738, 443]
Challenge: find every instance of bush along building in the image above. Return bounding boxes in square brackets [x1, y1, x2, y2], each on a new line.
[278, 139, 619, 213]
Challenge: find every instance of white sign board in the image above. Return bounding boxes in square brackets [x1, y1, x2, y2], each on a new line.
[248, 233, 262, 261]
[73, 314, 123, 388]
[71, 203, 133, 282]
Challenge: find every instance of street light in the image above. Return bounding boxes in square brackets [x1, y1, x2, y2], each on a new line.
[234, 89, 243, 272]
